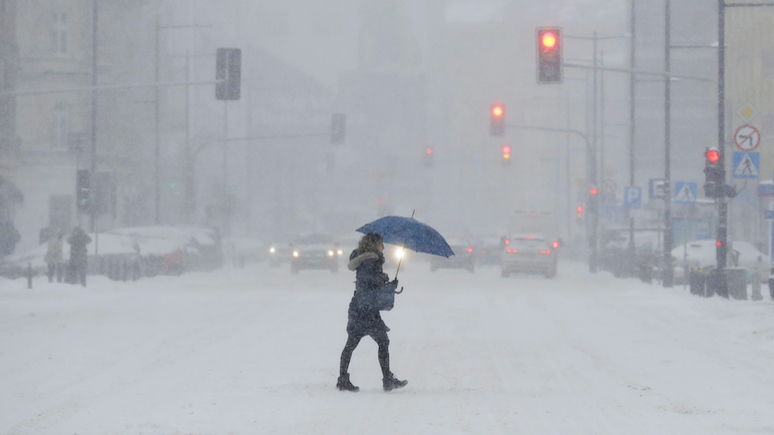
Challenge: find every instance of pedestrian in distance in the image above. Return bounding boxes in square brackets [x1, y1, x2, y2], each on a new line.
[68, 227, 91, 287]
[337, 232, 407, 392]
[44, 231, 64, 283]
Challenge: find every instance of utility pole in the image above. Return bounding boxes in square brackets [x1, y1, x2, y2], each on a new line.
[628, 0, 637, 276]
[90, 0, 98, 234]
[663, 0, 674, 287]
[154, 15, 161, 224]
[590, 31, 599, 273]
[716, 0, 728, 295]
[184, 50, 193, 224]
[223, 101, 229, 235]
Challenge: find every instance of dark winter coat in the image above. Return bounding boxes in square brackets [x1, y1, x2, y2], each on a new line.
[346, 249, 393, 335]
[68, 232, 92, 268]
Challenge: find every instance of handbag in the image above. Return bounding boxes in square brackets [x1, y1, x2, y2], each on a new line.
[358, 281, 404, 311]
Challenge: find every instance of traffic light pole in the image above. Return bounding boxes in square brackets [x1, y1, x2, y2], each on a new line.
[663, 0, 674, 287]
[629, 0, 637, 278]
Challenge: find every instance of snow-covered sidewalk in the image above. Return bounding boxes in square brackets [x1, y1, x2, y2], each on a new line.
[2, 261, 774, 434]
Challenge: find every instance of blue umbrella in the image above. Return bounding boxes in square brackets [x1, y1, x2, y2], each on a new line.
[356, 215, 454, 259]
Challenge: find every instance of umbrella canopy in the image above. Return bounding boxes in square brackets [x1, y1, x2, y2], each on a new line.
[356, 216, 454, 258]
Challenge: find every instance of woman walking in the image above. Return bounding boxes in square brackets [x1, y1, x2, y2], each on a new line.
[337, 232, 407, 392]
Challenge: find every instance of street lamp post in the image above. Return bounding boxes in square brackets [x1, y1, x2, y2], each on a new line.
[566, 31, 628, 273]
[154, 20, 211, 225]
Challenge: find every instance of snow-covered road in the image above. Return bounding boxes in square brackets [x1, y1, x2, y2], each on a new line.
[3, 261, 774, 434]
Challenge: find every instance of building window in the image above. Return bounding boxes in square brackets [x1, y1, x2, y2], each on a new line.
[52, 11, 68, 56]
[53, 104, 69, 149]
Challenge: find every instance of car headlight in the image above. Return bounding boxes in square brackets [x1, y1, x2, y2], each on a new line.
[328, 250, 334, 256]
[293, 251, 299, 257]
[270, 247, 276, 254]
[337, 249, 343, 256]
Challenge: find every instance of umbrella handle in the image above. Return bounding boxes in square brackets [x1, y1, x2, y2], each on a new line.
[395, 286, 403, 294]
[394, 239, 407, 280]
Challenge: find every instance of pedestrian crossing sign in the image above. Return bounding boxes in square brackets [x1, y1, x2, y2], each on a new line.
[732, 152, 760, 179]
[673, 182, 697, 204]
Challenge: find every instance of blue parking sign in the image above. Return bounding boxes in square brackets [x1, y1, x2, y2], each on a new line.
[624, 186, 641, 209]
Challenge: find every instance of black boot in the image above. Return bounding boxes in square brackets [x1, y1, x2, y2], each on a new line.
[336, 373, 359, 392]
[382, 372, 407, 392]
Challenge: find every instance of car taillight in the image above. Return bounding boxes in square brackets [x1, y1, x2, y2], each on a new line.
[540, 250, 552, 255]
[467, 248, 473, 253]
[506, 249, 518, 253]
[552, 241, 559, 249]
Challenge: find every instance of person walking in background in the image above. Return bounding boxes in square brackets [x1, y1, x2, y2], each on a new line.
[337, 232, 407, 393]
[44, 231, 64, 283]
[68, 227, 91, 287]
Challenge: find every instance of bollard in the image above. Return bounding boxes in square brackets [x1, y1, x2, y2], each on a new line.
[752, 271, 763, 301]
[27, 262, 32, 289]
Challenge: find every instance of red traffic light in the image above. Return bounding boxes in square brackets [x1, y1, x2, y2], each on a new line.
[492, 104, 504, 118]
[716, 240, 722, 247]
[577, 206, 583, 213]
[541, 32, 557, 49]
[705, 148, 720, 163]
[502, 145, 511, 154]
[589, 187, 598, 195]
[426, 147, 433, 155]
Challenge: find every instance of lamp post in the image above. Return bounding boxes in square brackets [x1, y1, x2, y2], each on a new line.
[566, 31, 628, 272]
[154, 20, 211, 225]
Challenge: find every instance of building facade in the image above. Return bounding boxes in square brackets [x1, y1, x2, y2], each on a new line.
[0, 0, 158, 253]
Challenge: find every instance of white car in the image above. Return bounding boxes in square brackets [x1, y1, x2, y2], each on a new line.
[500, 234, 557, 278]
[671, 239, 769, 283]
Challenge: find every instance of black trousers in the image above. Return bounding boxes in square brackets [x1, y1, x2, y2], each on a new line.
[339, 331, 390, 378]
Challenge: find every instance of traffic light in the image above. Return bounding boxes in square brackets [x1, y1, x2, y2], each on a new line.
[536, 27, 563, 84]
[502, 145, 511, 165]
[76, 169, 90, 212]
[490, 104, 505, 136]
[587, 186, 598, 216]
[331, 113, 346, 144]
[424, 147, 434, 168]
[703, 147, 724, 198]
[216, 48, 241, 100]
[576, 205, 583, 219]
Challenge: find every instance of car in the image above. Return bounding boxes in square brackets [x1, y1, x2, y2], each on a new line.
[290, 234, 341, 274]
[500, 234, 557, 278]
[671, 239, 769, 284]
[430, 238, 475, 272]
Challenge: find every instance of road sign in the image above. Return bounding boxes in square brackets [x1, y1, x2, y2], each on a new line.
[601, 194, 616, 205]
[649, 178, 666, 200]
[737, 101, 759, 122]
[673, 181, 697, 204]
[602, 179, 616, 195]
[624, 186, 642, 209]
[759, 182, 774, 197]
[732, 151, 760, 179]
[734, 124, 761, 151]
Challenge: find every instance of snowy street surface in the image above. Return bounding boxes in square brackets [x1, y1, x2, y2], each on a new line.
[3, 261, 774, 434]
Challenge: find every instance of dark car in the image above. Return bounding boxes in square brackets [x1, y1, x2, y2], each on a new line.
[430, 238, 475, 272]
[290, 234, 341, 274]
